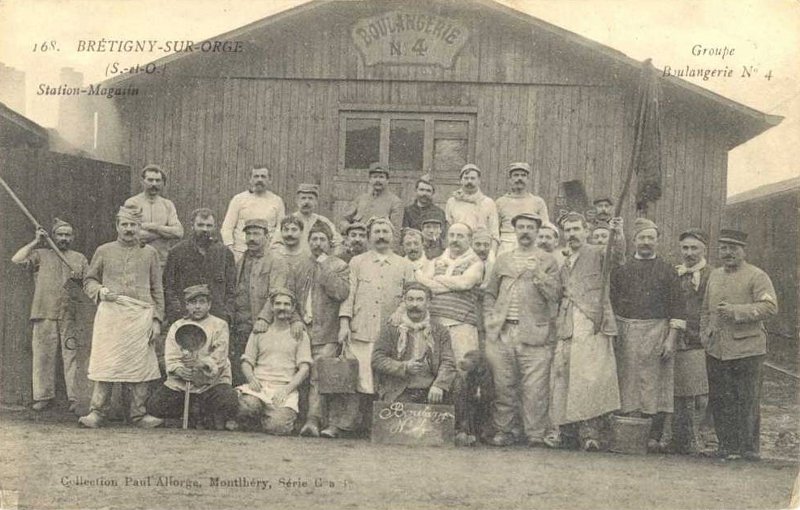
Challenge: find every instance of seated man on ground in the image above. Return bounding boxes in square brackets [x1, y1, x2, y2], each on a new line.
[146, 284, 239, 429]
[233, 288, 312, 435]
[372, 283, 460, 432]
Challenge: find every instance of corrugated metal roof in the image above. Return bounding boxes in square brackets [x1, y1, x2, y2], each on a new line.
[727, 177, 800, 205]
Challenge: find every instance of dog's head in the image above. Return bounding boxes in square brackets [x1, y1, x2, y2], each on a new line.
[459, 350, 487, 374]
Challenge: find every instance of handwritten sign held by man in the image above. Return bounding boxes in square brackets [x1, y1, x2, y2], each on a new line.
[371, 401, 455, 447]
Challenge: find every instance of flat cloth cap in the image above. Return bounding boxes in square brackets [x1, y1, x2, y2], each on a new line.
[632, 217, 658, 237]
[506, 162, 531, 175]
[52, 217, 73, 234]
[344, 221, 367, 235]
[296, 183, 320, 196]
[184, 284, 211, 301]
[368, 162, 389, 177]
[679, 228, 708, 245]
[511, 212, 542, 227]
[421, 217, 443, 226]
[269, 287, 296, 302]
[459, 164, 481, 178]
[719, 228, 747, 246]
[243, 218, 270, 232]
[593, 197, 614, 206]
[472, 228, 493, 242]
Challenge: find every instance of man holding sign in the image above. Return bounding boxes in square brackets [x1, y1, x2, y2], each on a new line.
[372, 282, 457, 405]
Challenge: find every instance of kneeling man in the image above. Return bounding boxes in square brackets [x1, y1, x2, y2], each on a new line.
[235, 289, 312, 435]
[146, 285, 239, 428]
[372, 283, 457, 405]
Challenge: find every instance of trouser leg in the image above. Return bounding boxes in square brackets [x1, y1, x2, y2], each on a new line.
[200, 384, 240, 422]
[230, 327, 251, 387]
[485, 338, 517, 435]
[328, 393, 362, 431]
[517, 343, 554, 441]
[672, 396, 693, 451]
[694, 395, 709, 447]
[707, 355, 738, 453]
[146, 385, 186, 419]
[308, 343, 339, 425]
[734, 355, 763, 455]
[89, 381, 114, 418]
[261, 405, 297, 436]
[58, 319, 80, 401]
[128, 382, 151, 422]
[31, 320, 58, 401]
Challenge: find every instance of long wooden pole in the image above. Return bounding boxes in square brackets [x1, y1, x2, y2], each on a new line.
[595, 60, 654, 333]
[0, 174, 77, 273]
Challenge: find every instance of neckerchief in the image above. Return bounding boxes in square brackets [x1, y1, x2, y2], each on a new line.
[450, 189, 485, 205]
[675, 258, 707, 291]
[397, 312, 433, 359]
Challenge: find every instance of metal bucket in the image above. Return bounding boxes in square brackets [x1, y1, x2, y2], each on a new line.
[609, 415, 652, 455]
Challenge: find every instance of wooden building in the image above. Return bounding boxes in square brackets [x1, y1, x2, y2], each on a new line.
[87, 0, 781, 255]
[725, 178, 799, 350]
[0, 102, 130, 407]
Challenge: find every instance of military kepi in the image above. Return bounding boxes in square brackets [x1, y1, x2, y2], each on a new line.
[459, 163, 481, 178]
[297, 183, 320, 196]
[718, 228, 747, 246]
[507, 162, 531, 176]
[184, 284, 211, 301]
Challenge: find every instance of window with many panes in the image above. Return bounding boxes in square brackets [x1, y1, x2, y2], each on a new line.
[339, 111, 476, 179]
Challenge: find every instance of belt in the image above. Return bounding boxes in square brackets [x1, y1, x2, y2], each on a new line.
[505, 319, 519, 324]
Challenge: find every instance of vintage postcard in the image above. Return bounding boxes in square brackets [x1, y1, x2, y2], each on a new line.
[0, 1, 797, 509]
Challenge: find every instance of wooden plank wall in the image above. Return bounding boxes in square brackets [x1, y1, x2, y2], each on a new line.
[110, 75, 727, 262]
[0, 148, 129, 406]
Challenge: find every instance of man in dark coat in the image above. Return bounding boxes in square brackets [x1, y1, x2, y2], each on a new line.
[372, 282, 457, 406]
[672, 228, 713, 454]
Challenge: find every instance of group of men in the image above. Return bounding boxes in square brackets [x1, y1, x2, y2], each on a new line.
[14, 160, 777, 461]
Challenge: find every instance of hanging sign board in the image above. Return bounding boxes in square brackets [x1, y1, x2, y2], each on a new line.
[352, 11, 469, 67]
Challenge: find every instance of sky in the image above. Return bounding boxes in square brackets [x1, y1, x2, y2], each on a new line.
[0, 0, 797, 196]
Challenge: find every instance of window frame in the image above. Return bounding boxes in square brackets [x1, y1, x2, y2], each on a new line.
[337, 106, 477, 179]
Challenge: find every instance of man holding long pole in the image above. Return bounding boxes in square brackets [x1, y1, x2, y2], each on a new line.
[12, 219, 88, 413]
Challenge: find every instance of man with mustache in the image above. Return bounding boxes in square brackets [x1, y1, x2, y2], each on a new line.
[536, 222, 566, 269]
[339, 222, 368, 264]
[402, 176, 447, 233]
[332, 217, 414, 438]
[234, 288, 312, 435]
[701, 229, 777, 461]
[291, 220, 351, 437]
[162, 208, 237, 327]
[79, 206, 165, 429]
[290, 183, 341, 255]
[231, 219, 299, 386]
[415, 223, 484, 370]
[592, 197, 614, 223]
[342, 163, 404, 244]
[496, 163, 550, 256]
[610, 218, 687, 452]
[402, 228, 430, 272]
[12, 218, 89, 412]
[550, 212, 624, 451]
[445, 164, 499, 253]
[421, 218, 445, 260]
[372, 283, 457, 406]
[124, 164, 184, 268]
[271, 215, 308, 273]
[221, 165, 286, 263]
[671, 228, 713, 454]
[484, 213, 561, 447]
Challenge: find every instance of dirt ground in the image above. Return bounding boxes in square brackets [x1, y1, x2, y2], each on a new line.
[0, 370, 797, 510]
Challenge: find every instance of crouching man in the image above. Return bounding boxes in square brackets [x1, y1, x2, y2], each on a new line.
[234, 289, 312, 435]
[146, 285, 239, 429]
[372, 283, 457, 406]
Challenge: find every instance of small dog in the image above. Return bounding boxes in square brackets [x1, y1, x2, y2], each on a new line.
[457, 350, 495, 444]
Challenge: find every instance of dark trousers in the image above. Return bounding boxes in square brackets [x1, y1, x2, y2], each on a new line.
[146, 383, 239, 426]
[231, 327, 252, 387]
[706, 354, 763, 455]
